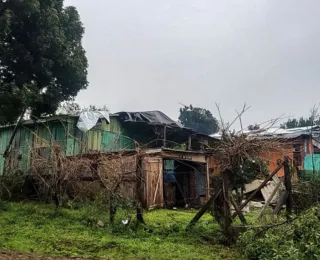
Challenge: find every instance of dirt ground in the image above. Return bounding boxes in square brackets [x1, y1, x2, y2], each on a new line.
[0, 251, 102, 260]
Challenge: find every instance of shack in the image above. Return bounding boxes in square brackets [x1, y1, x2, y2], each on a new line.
[249, 126, 320, 177]
[0, 110, 217, 209]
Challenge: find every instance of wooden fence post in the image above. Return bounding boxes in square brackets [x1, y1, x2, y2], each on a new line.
[186, 189, 221, 231]
[284, 156, 293, 217]
[222, 170, 234, 241]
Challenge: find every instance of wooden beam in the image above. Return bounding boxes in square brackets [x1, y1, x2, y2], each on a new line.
[258, 178, 283, 219]
[284, 156, 293, 217]
[188, 135, 192, 150]
[231, 162, 284, 219]
[274, 190, 288, 215]
[222, 170, 233, 236]
[186, 189, 221, 231]
[230, 195, 247, 225]
[163, 125, 167, 148]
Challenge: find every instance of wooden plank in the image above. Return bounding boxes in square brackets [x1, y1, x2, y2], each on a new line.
[161, 150, 206, 163]
[244, 180, 261, 194]
[284, 157, 293, 217]
[261, 187, 269, 201]
[143, 157, 163, 209]
[230, 195, 247, 225]
[258, 178, 283, 219]
[274, 190, 288, 215]
[232, 162, 284, 219]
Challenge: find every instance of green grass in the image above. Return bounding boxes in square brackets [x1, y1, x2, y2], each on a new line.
[0, 201, 240, 260]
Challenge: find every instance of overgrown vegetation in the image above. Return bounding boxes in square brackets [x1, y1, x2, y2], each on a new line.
[293, 175, 320, 212]
[238, 206, 320, 260]
[0, 201, 238, 260]
[280, 105, 320, 129]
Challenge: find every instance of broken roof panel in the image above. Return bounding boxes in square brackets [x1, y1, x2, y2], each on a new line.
[115, 111, 183, 128]
[211, 125, 320, 140]
[115, 110, 219, 140]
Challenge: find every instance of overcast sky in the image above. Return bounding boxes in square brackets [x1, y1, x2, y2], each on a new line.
[65, 0, 320, 128]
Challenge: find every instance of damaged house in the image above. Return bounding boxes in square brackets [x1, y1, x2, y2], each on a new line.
[208, 126, 320, 210]
[0, 110, 217, 209]
[249, 126, 320, 178]
[211, 125, 320, 179]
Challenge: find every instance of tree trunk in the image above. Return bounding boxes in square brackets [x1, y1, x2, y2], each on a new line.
[222, 170, 235, 243]
[109, 194, 117, 224]
[284, 157, 293, 218]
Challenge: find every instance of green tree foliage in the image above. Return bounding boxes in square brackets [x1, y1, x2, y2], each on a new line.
[233, 158, 269, 190]
[281, 106, 320, 129]
[178, 105, 219, 135]
[56, 101, 81, 115]
[0, 0, 88, 125]
[238, 207, 320, 259]
[280, 117, 318, 129]
[56, 102, 108, 115]
[248, 124, 260, 131]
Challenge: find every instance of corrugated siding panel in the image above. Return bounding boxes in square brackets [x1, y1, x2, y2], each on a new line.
[70, 117, 132, 154]
[100, 131, 135, 152]
[101, 117, 122, 134]
[0, 129, 8, 175]
[0, 116, 132, 175]
[304, 154, 320, 171]
[21, 128, 33, 170]
[0, 126, 34, 174]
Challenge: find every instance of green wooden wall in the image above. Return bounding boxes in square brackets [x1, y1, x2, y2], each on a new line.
[0, 116, 135, 175]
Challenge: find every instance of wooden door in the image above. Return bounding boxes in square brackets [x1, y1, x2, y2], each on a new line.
[142, 157, 163, 209]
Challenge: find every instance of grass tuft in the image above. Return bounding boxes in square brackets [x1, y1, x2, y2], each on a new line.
[0, 202, 240, 259]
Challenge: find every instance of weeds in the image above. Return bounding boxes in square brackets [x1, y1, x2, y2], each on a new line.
[238, 206, 320, 260]
[0, 201, 238, 260]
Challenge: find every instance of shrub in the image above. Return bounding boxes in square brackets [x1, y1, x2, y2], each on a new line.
[238, 207, 320, 259]
[0, 170, 25, 200]
[294, 176, 320, 211]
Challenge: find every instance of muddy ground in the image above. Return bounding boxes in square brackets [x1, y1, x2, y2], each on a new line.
[0, 251, 103, 260]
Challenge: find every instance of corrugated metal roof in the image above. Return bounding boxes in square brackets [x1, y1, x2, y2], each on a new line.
[211, 125, 320, 140]
[0, 114, 119, 129]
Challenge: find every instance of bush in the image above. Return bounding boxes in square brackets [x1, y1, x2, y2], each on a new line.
[0, 170, 25, 200]
[294, 176, 320, 211]
[238, 207, 320, 259]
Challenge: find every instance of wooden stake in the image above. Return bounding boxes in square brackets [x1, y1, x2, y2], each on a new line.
[274, 190, 288, 215]
[222, 170, 233, 240]
[230, 195, 247, 225]
[284, 156, 293, 217]
[186, 189, 221, 231]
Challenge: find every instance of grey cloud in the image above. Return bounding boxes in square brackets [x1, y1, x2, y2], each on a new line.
[65, 0, 320, 128]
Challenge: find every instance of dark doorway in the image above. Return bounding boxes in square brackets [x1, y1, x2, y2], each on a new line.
[163, 159, 207, 208]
